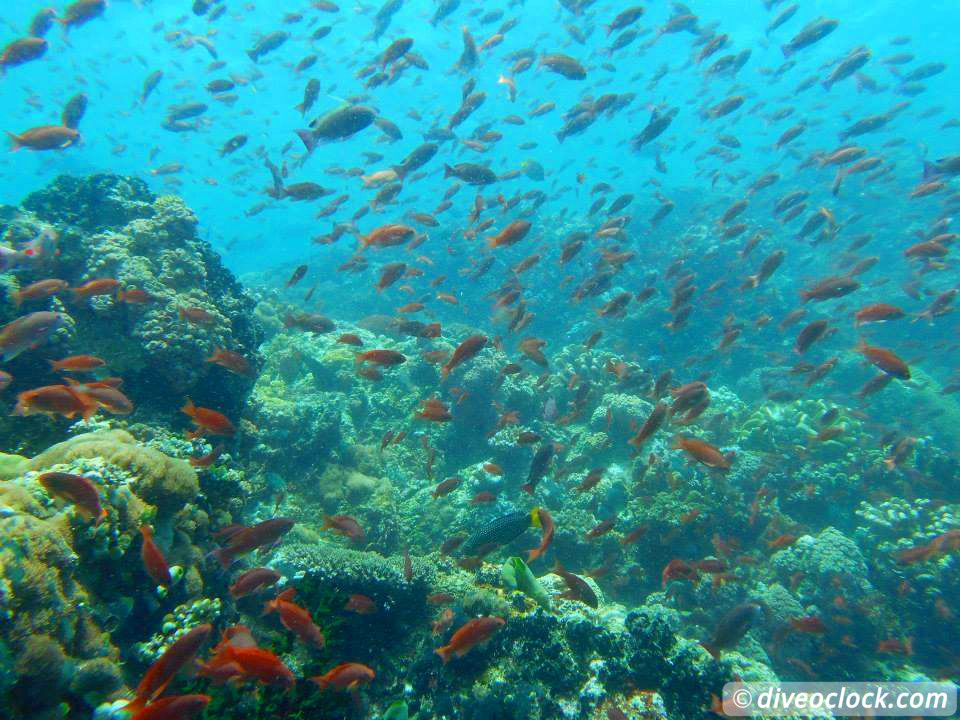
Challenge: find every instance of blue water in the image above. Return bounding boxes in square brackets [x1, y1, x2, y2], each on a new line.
[2, 0, 956, 277]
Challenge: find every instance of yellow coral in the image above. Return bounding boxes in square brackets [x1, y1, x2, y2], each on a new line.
[27, 430, 198, 513]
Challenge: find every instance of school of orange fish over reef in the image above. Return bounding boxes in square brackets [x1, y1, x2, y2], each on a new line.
[0, 0, 958, 718]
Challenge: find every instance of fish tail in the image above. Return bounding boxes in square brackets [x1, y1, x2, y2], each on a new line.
[295, 128, 317, 153]
[442, 164, 454, 178]
[5, 131, 22, 151]
[434, 645, 453, 664]
[47, 359, 60, 371]
[209, 547, 233, 570]
[700, 641, 720, 659]
[95, 508, 108, 526]
[780, 44, 792, 58]
[519, 483, 534, 495]
[440, 365, 450, 380]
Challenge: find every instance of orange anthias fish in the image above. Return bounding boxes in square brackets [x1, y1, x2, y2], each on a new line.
[140, 525, 172, 586]
[181, 398, 235, 437]
[264, 588, 325, 649]
[441, 334, 488, 379]
[70, 277, 120, 300]
[854, 339, 911, 379]
[527, 507, 554, 562]
[48, 354, 106, 373]
[130, 694, 211, 720]
[344, 594, 377, 614]
[672, 435, 733, 470]
[229, 567, 281, 598]
[356, 349, 407, 366]
[189, 443, 225, 468]
[38, 471, 106, 524]
[12, 384, 99, 420]
[322, 513, 366, 542]
[435, 616, 506, 663]
[125, 624, 213, 714]
[206, 348, 254, 377]
[415, 397, 453, 421]
[311, 662, 375, 692]
[210, 518, 295, 569]
[203, 644, 296, 687]
[65, 378, 134, 415]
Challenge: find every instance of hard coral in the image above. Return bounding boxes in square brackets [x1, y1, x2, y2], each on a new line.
[27, 430, 198, 513]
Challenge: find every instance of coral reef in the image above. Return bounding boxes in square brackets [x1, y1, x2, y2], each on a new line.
[2, 174, 263, 444]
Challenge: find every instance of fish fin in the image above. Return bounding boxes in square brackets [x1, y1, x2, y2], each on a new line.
[295, 129, 317, 153]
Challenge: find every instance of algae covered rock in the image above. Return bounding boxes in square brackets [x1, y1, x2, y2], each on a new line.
[27, 430, 198, 513]
[0, 511, 124, 719]
[4, 173, 263, 422]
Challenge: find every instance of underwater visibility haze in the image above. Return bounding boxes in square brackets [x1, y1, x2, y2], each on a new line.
[1, 0, 960, 718]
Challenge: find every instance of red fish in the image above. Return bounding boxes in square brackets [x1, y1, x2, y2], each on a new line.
[206, 645, 295, 687]
[416, 397, 453, 421]
[38, 471, 106, 524]
[441, 335, 488, 379]
[338, 333, 363, 346]
[431, 476, 461, 498]
[585, 516, 617, 539]
[662, 558, 699, 588]
[344, 594, 377, 614]
[71, 278, 120, 300]
[140, 526, 172, 586]
[12, 384, 98, 420]
[322, 514, 366, 542]
[188, 443, 224, 468]
[65, 378, 134, 415]
[854, 339, 910, 379]
[311, 662, 375, 692]
[178, 306, 216, 325]
[126, 625, 212, 714]
[264, 588, 325, 649]
[48, 354, 106, 373]
[130, 695, 211, 720]
[672, 435, 733, 469]
[527, 507, 554, 562]
[435, 616, 506, 663]
[470, 491, 497, 504]
[229, 567, 281, 598]
[210, 517, 295, 569]
[356, 349, 406, 366]
[181, 399, 235, 437]
[206, 348, 254, 377]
